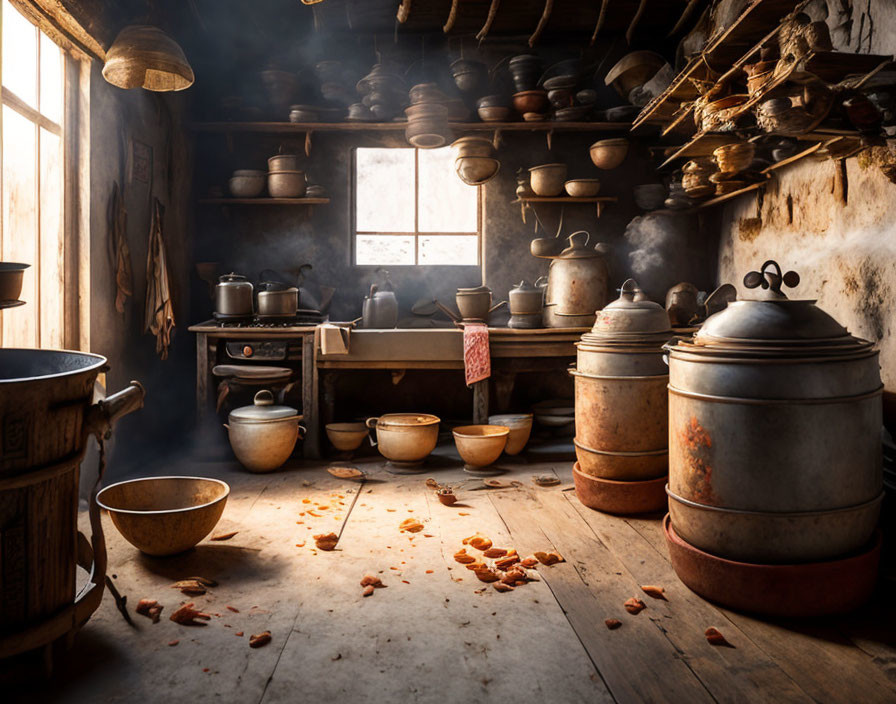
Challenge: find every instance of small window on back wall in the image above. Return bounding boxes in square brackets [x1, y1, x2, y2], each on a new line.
[353, 147, 480, 266]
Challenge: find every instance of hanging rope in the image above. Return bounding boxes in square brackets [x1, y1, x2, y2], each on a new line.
[529, 0, 554, 47]
[476, 0, 501, 42]
[590, 0, 609, 46]
[443, 0, 459, 33]
[626, 0, 648, 44]
[397, 0, 412, 23]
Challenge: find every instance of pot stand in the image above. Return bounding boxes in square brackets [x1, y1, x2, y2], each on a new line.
[664, 514, 881, 617]
[385, 459, 427, 475]
[572, 462, 667, 514]
[463, 463, 507, 476]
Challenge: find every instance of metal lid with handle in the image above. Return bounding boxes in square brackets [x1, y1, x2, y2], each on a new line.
[229, 390, 300, 423]
[694, 260, 856, 348]
[588, 278, 672, 336]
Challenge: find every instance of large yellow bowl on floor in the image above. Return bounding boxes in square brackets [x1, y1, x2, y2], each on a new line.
[453, 425, 509, 470]
[97, 476, 230, 556]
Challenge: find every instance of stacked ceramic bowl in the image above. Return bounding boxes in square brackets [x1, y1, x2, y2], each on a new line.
[451, 137, 499, 185]
[356, 64, 406, 121]
[406, 83, 451, 149]
[267, 153, 306, 198]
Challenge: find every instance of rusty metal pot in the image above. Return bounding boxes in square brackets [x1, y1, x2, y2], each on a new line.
[666, 260, 883, 563]
[544, 231, 609, 328]
[572, 279, 672, 480]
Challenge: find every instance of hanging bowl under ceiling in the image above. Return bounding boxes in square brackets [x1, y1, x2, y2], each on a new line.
[102, 24, 194, 92]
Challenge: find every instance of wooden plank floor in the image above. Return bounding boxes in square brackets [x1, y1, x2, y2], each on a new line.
[2, 446, 895, 703]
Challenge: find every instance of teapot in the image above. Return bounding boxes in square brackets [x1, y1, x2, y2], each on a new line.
[543, 231, 609, 328]
[361, 268, 398, 329]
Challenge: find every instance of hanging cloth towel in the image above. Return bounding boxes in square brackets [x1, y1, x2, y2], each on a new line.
[144, 198, 175, 360]
[109, 182, 133, 313]
[463, 322, 491, 386]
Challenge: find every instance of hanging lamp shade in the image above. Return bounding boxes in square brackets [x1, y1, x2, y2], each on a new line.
[102, 25, 194, 92]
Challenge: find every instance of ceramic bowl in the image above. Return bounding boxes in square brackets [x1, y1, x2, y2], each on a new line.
[367, 414, 440, 468]
[529, 163, 568, 196]
[478, 106, 511, 122]
[326, 422, 369, 451]
[267, 170, 306, 198]
[564, 179, 600, 197]
[453, 425, 509, 470]
[589, 139, 629, 170]
[228, 170, 266, 198]
[451, 137, 495, 159]
[97, 476, 230, 556]
[0, 262, 29, 301]
[455, 156, 500, 185]
[488, 414, 533, 455]
[477, 94, 509, 109]
[512, 90, 549, 115]
[268, 154, 301, 172]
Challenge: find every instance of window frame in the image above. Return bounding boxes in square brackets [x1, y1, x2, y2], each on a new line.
[350, 146, 483, 268]
[0, 0, 88, 350]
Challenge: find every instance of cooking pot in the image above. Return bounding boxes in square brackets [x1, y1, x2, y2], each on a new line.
[215, 273, 254, 317]
[225, 390, 305, 472]
[666, 260, 883, 563]
[509, 278, 546, 315]
[0, 262, 29, 301]
[257, 281, 299, 318]
[572, 279, 672, 480]
[366, 413, 440, 469]
[544, 231, 609, 328]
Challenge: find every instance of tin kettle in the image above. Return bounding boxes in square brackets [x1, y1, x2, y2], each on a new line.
[543, 231, 609, 328]
[361, 268, 398, 329]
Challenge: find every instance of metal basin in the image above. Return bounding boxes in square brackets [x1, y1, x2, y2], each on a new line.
[667, 487, 883, 563]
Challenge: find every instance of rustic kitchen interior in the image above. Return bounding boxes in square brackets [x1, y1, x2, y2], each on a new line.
[2, 0, 896, 700]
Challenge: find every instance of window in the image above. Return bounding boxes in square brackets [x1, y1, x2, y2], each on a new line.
[353, 147, 480, 266]
[1, 0, 65, 348]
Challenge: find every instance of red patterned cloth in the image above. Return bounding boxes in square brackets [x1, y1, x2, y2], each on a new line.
[463, 323, 490, 386]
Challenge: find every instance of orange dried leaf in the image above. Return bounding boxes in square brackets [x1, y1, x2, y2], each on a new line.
[170, 602, 211, 626]
[466, 535, 493, 551]
[360, 575, 385, 588]
[453, 549, 476, 564]
[362, 585, 375, 597]
[171, 579, 207, 596]
[307, 510, 322, 517]
[327, 466, 365, 480]
[136, 598, 163, 623]
[534, 551, 564, 566]
[235, 631, 244, 637]
[641, 585, 667, 601]
[210, 531, 238, 541]
[493, 582, 514, 592]
[474, 567, 501, 583]
[249, 631, 272, 648]
[705, 627, 734, 647]
[313, 532, 339, 551]
[302, 498, 311, 504]
[226, 605, 240, 613]
[494, 555, 521, 571]
[482, 547, 508, 558]
[624, 597, 646, 615]
[399, 518, 424, 533]
[168, 639, 179, 646]
[605, 619, 622, 630]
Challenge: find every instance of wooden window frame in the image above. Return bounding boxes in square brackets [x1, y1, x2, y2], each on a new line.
[1, 0, 90, 350]
[351, 146, 483, 268]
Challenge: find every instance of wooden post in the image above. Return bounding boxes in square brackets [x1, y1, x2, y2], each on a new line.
[302, 331, 320, 459]
[196, 332, 209, 422]
[472, 379, 489, 424]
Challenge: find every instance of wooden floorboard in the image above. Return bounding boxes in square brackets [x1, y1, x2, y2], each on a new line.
[2, 451, 894, 704]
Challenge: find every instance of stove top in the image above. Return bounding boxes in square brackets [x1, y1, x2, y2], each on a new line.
[212, 310, 324, 328]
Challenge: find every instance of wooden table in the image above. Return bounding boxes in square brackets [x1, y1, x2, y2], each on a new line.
[316, 327, 586, 428]
[188, 322, 320, 458]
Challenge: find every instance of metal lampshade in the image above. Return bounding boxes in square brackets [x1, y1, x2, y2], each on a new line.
[102, 25, 194, 92]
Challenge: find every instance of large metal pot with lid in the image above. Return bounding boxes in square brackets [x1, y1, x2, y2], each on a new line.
[224, 390, 305, 472]
[666, 260, 883, 563]
[543, 231, 609, 328]
[571, 279, 672, 480]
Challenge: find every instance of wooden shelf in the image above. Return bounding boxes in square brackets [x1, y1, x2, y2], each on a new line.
[199, 198, 330, 205]
[633, 0, 807, 129]
[513, 195, 617, 219]
[192, 121, 632, 134]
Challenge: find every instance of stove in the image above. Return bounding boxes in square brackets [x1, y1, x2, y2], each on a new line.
[212, 309, 324, 328]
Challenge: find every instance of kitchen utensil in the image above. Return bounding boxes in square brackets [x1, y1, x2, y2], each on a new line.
[604, 50, 666, 97]
[589, 139, 629, 170]
[451, 136, 495, 159]
[564, 179, 600, 197]
[453, 425, 509, 474]
[667, 260, 883, 562]
[450, 58, 486, 93]
[488, 414, 533, 455]
[257, 282, 299, 317]
[366, 413, 440, 469]
[455, 156, 500, 185]
[268, 152, 301, 172]
[215, 273, 254, 317]
[454, 286, 506, 322]
[573, 463, 668, 514]
[225, 390, 305, 473]
[0, 262, 29, 301]
[512, 89, 548, 115]
[228, 169, 265, 198]
[268, 170, 306, 198]
[529, 163, 567, 196]
[326, 422, 369, 452]
[543, 231, 609, 328]
[477, 106, 511, 122]
[361, 270, 398, 329]
[508, 278, 546, 315]
[665, 282, 699, 326]
[97, 477, 229, 556]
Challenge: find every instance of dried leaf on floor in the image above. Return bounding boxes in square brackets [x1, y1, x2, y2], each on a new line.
[494, 555, 520, 571]
[360, 575, 385, 588]
[624, 598, 646, 615]
[534, 551, 564, 566]
[170, 602, 211, 626]
[463, 534, 493, 551]
[454, 549, 477, 564]
[168, 639, 179, 646]
[210, 531, 239, 542]
[328, 466, 365, 480]
[520, 556, 539, 568]
[362, 585, 375, 597]
[605, 619, 622, 630]
[640, 585, 667, 601]
[136, 598, 163, 623]
[473, 567, 501, 583]
[249, 631, 272, 648]
[171, 579, 208, 596]
[482, 547, 508, 558]
[226, 605, 240, 613]
[399, 518, 424, 533]
[532, 474, 560, 487]
[314, 532, 339, 550]
[493, 582, 514, 592]
[705, 627, 734, 647]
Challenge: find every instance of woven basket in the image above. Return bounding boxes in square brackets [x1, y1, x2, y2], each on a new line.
[103, 25, 194, 92]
